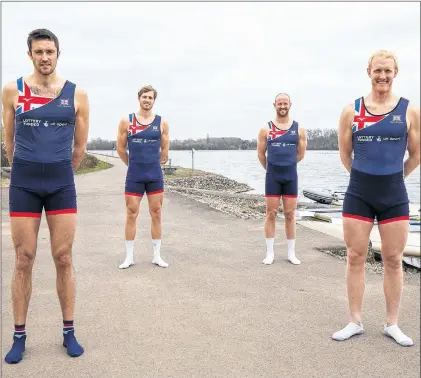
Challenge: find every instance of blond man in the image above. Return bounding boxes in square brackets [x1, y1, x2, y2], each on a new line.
[333, 50, 420, 346]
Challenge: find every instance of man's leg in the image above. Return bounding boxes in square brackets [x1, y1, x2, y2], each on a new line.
[5, 186, 42, 364]
[45, 185, 83, 357]
[146, 182, 167, 267]
[378, 204, 413, 346]
[332, 195, 374, 341]
[282, 196, 300, 264]
[120, 182, 143, 269]
[263, 173, 281, 265]
[282, 177, 300, 264]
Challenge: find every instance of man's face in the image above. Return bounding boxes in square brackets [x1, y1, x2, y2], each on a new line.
[139, 91, 155, 110]
[274, 95, 291, 117]
[28, 39, 59, 76]
[368, 57, 397, 93]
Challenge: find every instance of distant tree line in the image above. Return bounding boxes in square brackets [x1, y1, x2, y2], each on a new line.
[86, 129, 339, 151]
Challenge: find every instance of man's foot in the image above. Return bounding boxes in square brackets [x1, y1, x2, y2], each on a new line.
[4, 336, 26, 364]
[288, 255, 301, 265]
[119, 259, 133, 269]
[152, 256, 168, 268]
[262, 255, 274, 265]
[63, 332, 84, 357]
[332, 322, 364, 341]
[384, 324, 414, 347]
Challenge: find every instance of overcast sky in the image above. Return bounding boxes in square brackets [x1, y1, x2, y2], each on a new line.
[2, 2, 420, 141]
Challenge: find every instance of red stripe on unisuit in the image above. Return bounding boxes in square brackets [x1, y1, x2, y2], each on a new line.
[45, 209, 77, 215]
[125, 192, 143, 197]
[147, 189, 164, 195]
[10, 212, 41, 218]
[378, 216, 409, 225]
[342, 213, 374, 223]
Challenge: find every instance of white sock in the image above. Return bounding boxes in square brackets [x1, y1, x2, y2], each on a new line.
[287, 239, 300, 265]
[119, 240, 134, 269]
[262, 238, 274, 265]
[332, 322, 364, 341]
[384, 324, 414, 347]
[152, 239, 168, 268]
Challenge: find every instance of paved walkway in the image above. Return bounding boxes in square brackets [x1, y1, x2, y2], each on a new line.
[1, 155, 419, 377]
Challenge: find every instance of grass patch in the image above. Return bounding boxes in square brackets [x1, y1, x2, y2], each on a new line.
[75, 159, 113, 175]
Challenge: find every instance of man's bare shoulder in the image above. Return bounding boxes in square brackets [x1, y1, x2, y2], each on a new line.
[2, 80, 18, 97]
[408, 102, 420, 118]
[119, 115, 130, 126]
[259, 125, 269, 135]
[75, 85, 88, 99]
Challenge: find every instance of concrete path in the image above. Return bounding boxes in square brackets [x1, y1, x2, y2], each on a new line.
[1, 155, 419, 378]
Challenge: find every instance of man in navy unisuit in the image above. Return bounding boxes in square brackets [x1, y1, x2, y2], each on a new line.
[257, 93, 308, 266]
[117, 85, 170, 269]
[333, 50, 420, 347]
[2, 28, 89, 363]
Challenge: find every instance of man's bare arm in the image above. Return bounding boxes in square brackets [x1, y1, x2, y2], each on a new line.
[338, 104, 354, 173]
[257, 127, 268, 170]
[72, 87, 90, 171]
[404, 104, 420, 178]
[116, 118, 129, 166]
[2, 82, 18, 166]
[160, 120, 169, 164]
[297, 126, 307, 162]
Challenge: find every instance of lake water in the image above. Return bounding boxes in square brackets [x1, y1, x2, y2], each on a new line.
[92, 150, 420, 204]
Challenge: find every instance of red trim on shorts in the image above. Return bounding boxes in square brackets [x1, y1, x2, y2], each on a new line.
[265, 194, 281, 198]
[45, 209, 77, 215]
[283, 194, 298, 198]
[147, 189, 164, 196]
[9, 212, 42, 218]
[342, 213, 374, 223]
[125, 191, 143, 197]
[378, 216, 409, 225]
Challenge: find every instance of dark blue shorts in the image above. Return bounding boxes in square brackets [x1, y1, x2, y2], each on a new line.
[9, 158, 77, 218]
[265, 164, 298, 198]
[343, 169, 409, 224]
[125, 179, 164, 197]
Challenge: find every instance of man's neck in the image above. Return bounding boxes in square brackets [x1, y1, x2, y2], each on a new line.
[138, 108, 153, 119]
[30, 70, 58, 86]
[274, 116, 291, 127]
[370, 88, 394, 104]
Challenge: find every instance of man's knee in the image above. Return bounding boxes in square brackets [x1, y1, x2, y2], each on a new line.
[266, 207, 278, 221]
[382, 253, 402, 270]
[15, 246, 36, 270]
[149, 206, 161, 220]
[53, 245, 73, 268]
[283, 209, 295, 221]
[347, 246, 367, 267]
[126, 205, 139, 219]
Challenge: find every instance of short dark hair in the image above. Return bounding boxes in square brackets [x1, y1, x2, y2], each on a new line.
[27, 29, 59, 52]
[138, 85, 158, 99]
[274, 92, 291, 103]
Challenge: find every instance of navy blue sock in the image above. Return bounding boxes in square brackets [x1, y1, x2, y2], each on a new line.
[63, 320, 84, 357]
[5, 324, 26, 364]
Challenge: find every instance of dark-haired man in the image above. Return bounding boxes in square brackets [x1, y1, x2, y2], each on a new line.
[2, 28, 89, 363]
[116, 85, 170, 269]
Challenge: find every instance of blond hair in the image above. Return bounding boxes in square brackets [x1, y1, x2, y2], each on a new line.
[138, 85, 158, 99]
[368, 50, 399, 71]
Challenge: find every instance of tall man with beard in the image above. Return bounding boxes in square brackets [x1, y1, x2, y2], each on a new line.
[2, 29, 89, 363]
[257, 93, 307, 265]
[117, 85, 170, 269]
